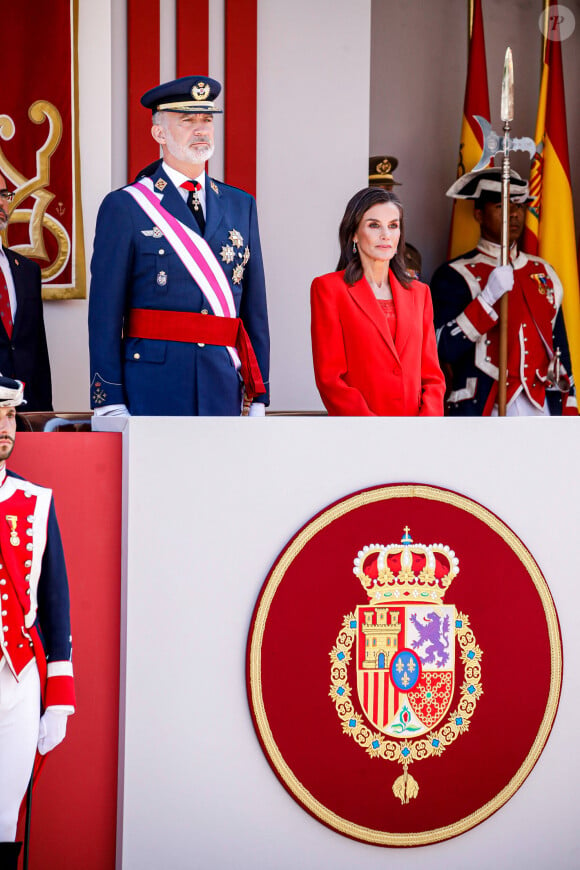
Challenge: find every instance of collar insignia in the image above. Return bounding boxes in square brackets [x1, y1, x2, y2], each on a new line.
[154, 178, 167, 192]
[210, 179, 219, 195]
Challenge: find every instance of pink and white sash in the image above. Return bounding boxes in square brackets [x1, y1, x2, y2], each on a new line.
[124, 178, 241, 369]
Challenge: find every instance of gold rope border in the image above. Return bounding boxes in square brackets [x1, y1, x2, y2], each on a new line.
[248, 484, 562, 846]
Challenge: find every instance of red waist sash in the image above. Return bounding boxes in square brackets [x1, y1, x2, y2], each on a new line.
[126, 308, 265, 399]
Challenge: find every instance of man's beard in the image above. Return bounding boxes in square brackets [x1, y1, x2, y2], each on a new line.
[188, 143, 215, 163]
[0, 439, 15, 461]
[165, 130, 214, 166]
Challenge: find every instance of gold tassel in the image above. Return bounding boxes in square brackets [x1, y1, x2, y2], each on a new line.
[392, 764, 419, 804]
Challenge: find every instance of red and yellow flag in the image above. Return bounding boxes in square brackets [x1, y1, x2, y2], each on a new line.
[521, 62, 547, 256]
[523, 0, 580, 385]
[447, 0, 490, 260]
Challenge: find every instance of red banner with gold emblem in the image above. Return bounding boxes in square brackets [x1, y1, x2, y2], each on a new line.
[0, 0, 85, 299]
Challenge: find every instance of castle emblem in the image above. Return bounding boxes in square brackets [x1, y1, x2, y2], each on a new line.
[329, 526, 483, 804]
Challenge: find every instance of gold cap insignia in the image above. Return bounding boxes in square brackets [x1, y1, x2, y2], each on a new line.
[155, 178, 167, 191]
[192, 82, 211, 101]
[376, 159, 392, 175]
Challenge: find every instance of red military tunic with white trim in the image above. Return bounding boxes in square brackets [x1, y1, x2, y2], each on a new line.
[0, 470, 74, 711]
[433, 238, 577, 415]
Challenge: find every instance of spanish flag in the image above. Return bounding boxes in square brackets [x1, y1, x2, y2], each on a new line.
[523, 1, 580, 385]
[447, 0, 490, 260]
[521, 62, 547, 256]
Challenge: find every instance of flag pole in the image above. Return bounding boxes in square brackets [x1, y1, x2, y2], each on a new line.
[541, 0, 549, 66]
[498, 47, 514, 416]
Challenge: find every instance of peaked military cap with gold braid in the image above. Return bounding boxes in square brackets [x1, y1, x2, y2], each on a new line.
[141, 75, 223, 114]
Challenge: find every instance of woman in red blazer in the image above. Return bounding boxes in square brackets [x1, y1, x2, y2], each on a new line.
[311, 188, 445, 416]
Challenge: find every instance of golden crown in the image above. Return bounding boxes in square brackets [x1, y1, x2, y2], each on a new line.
[353, 527, 459, 604]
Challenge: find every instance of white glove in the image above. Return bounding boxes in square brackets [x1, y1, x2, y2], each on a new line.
[93, 403, 130, 417]
[480, 265, 514, 306]
[38, 709, 68, 755]
[248, 402, 266, 417]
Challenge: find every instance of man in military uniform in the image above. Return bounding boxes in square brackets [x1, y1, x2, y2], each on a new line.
[88, 75, 269, 416]
[431, 167, 577, 416]
[0, 376, 74, 867]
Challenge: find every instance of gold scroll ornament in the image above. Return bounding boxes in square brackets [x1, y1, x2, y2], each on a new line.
[0, 100, 74, 293]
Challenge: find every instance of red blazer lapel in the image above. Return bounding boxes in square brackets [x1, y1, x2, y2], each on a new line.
[391, 270, 414, 356]
[347, 276, 399, 359]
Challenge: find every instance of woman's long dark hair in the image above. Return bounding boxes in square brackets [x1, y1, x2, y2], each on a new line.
[336, 187, 411, 288]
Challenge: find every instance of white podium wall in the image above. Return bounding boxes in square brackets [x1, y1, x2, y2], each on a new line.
[115, 417, 580, 869]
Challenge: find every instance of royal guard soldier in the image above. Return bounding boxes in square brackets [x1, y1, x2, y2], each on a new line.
[88, 74, 269, 417]
[0, 376, 74, 867]
[431, 167, 577, 416]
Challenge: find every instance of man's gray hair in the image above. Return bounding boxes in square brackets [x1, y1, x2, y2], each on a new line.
[152, 110, 168, 127]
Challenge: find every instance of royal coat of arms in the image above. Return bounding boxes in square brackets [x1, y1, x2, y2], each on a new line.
[248, 484, 561, 846]
[330, 526, 482, 803]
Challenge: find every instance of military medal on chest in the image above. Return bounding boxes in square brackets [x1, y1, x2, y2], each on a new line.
[141, 227, 164, 239]
[5, 514, 21, 547]
[531, 271, 555, 306]
[330, 527, 482, 804]
[220, 229, 250, 284]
